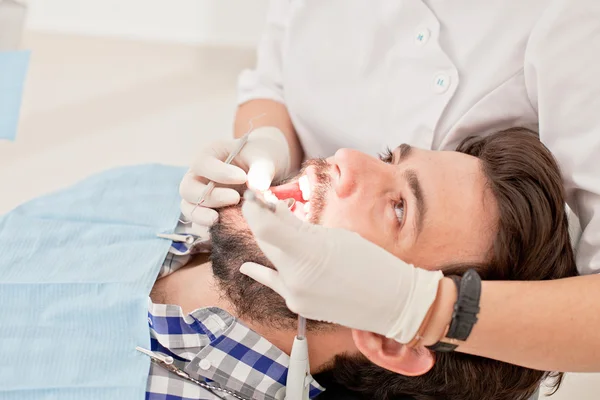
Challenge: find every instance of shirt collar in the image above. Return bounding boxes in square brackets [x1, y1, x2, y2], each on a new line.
[148, 301, 325, 400]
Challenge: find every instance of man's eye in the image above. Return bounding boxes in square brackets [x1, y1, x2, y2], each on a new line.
[379, 148, 393, 164]
[394, 200, 405, 224]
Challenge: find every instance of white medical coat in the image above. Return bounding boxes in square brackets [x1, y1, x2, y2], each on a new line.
[237, 0, 600, 276]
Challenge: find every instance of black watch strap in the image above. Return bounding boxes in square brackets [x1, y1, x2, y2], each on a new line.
[447, 269, 481, 341]
[426, 341, 458, 352]
[426, 269, 481, 352]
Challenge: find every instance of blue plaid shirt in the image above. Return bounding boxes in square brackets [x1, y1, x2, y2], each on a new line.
[145, 234, 325, 400]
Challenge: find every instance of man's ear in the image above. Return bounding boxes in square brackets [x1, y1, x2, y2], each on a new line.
[351, 329, 435, 376]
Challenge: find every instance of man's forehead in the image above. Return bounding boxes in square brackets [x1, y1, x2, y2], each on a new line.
[404, 150, 496, 267]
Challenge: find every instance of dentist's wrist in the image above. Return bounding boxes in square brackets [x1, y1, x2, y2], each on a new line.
[418, 277, 459, 347]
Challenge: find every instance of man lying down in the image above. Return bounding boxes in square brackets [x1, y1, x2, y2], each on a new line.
[152, 128, 577, 400]
[0, 128, 575, 400]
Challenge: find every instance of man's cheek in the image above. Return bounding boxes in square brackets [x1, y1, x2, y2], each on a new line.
[321, 206, 364, 233]
[323, 203, 402, 259]
[326, 211, 392, 253]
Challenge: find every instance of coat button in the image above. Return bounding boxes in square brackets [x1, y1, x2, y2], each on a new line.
[414, 27, 431, 46]
[433, 73, 451, 94]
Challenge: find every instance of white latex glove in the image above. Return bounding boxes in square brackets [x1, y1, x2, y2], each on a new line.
[180, 127, 291, 233]
[240, 199, 444, 343]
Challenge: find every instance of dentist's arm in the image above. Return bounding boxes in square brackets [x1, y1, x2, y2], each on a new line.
[421, 275, 600, 372]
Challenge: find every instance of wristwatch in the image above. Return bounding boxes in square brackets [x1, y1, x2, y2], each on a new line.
[426, 269, 482, 352]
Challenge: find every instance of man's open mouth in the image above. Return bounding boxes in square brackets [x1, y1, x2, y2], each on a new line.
[268, 166, 320, 221]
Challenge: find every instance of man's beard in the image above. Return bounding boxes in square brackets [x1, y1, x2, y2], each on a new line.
[209, 159, 332, 331]
[303, 158, 331, 225]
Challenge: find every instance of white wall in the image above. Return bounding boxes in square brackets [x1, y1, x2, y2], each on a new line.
[25, 0, 269, 47]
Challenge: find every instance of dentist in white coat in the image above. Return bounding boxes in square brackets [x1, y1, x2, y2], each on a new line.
[180, 0, 600, 373]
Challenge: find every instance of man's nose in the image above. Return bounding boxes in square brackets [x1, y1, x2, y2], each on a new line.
[332, 148, 385, 198]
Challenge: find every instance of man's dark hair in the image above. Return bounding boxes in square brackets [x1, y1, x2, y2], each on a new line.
[210, 127, 578, 400]
[327, 128, 578, 400]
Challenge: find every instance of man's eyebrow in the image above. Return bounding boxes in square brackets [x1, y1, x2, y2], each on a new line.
[403, 168, 426, 238]
[396, 143, 412, 162]
[389, 144, 425, 235]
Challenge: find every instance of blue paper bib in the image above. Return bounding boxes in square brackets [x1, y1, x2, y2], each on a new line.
[0, 164, 186, 400]
[0, 50, 30, 140]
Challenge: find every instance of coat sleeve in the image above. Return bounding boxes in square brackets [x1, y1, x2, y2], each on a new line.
[524, 0, 600, 275]
[237, 0, 291, 106]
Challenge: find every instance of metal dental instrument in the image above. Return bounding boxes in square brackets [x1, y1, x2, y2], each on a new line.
[243, 189, 309, 400]
[243, 190, 295, 211]
[136, 347, 249, 400]
[179, 113, 266, 225]
[243, 189, 276, 212]
[156, 232, 195, 245]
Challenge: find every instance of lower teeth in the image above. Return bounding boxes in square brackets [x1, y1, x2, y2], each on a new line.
[263, 190, 279, 204]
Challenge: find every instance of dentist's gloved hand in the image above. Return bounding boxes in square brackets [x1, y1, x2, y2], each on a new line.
[180, 127, 291, 233]
[240, 199, 444, 343]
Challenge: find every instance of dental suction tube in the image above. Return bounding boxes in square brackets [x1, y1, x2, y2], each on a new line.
[286, 317, 310, 400]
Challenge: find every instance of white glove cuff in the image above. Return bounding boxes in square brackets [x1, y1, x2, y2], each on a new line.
[388, 268, 444, 344]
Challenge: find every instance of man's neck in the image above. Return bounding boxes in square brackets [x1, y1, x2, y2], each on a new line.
[151, 258, 355, 373]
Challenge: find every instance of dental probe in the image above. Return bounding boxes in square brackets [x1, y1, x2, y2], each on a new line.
[243, 190, 310, 400]
[179, 132, 251, 224]
[180, 113, 266, 225]
[243, 190, 295, 211]
[243, 189, 276, 212]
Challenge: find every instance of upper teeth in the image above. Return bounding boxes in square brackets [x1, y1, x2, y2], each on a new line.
[299, 175, 311, 201]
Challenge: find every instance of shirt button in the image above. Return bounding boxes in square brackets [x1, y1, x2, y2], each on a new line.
[433, 73, 451, 94]
[199, 359, 212, 371]
[414, 27, 431, 46]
